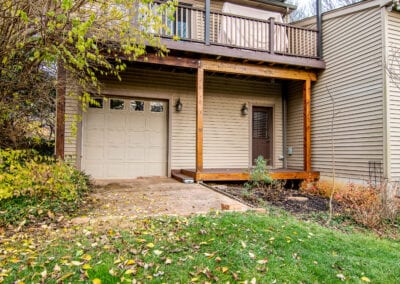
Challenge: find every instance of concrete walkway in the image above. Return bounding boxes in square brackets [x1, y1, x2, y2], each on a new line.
[73, 177, 249, 225]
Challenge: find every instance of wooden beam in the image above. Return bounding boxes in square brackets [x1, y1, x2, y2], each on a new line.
[270, 171, 319, 180]
[134, 54, 200, 69]
[55, 61, 66, 159]
[200, 59, 317, 81]
[179, 168, 320, 181]
[199, 172, 250, 181]
[303, 79, 312, 172]
[196, 68, 204, 174]
[161, 39, 326, 69]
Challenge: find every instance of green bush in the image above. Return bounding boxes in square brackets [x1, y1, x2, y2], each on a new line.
[0, 149, 90, 226]
[245, 155, 273, 189]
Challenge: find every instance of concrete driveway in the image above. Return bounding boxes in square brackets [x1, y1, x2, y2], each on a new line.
[74, 177, 249, 224]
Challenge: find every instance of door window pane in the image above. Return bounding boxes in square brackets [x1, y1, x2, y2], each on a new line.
[130, 100, 144, 111]
[150, 102, 164, 113]
[110, 99, 124, 110]
[253, 111, 268, 139]
[89, 98, 103, 109]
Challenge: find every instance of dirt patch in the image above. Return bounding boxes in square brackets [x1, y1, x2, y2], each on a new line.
[208, 183, 341, 215]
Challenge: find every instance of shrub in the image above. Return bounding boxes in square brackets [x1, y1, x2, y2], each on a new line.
[245, 156, 272, 189]
[301, 180, 400, 229]
[0, 149, 90, 227]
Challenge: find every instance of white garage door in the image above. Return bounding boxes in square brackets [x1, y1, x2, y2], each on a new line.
[82, 97, 168, 179]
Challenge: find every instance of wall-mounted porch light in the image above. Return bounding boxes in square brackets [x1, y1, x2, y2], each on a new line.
[241, 103, 248, 115]
[175, 98, 183, 112]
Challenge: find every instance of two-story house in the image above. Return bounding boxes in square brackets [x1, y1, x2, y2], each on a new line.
[56, 0, 326, 182]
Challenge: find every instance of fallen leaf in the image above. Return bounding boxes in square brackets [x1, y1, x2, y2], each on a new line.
[146, 243, 155, 248]
[71, 261, 83, 266]
[215, 256, 222, 263]
[222, 267, 229, 273]
[361, 276, 371, 282]
[82, 264, 92, 270]
[92, 278, 102, 284]
[257, 259, 268, 264]
[165, 258, 172, 264]
[241, 240, 247, 248]
[58, 273, 74, 281]
[251, 277, 257, 284]
[153, 250, 163, 256]
[204, 252, 215, 258]
[53, 264, 61, 272]
[336, 274, 346, 281]
[249, 252, 255, 259]
[125, 259, 135, 265]
[81, 254, 92, 261]
[125, 269, 136, 275]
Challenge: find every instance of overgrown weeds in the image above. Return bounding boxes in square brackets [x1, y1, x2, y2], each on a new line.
[245, 156, 273, 189]
[301, 180, 400, 230]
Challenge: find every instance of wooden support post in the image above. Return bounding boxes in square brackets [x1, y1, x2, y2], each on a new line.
[303, 79, 311, 172]
[56, 61, 66, 159]
[196, 68, 204, 175]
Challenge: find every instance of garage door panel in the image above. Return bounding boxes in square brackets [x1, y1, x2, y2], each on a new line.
[82, 98, 168, 179]
[126, 147, 145, 161]
[127, 163, 146, 177]
[85, 130, 104, 145]
[149, 132, 165, 147]
[106, 163, 128, 178]
[127, 115, 146, 131]
[146, 163, 167, 176]
[106, 113, 126, 129]
[107, 130, 126, 145]
[127, 131, 147, 145]
[84, 146, 104, 161]
[107, 147, 127, 161]
[84, 163, 104, 177]
[148, 116, 166, 131]
[147, 147, 166, 162]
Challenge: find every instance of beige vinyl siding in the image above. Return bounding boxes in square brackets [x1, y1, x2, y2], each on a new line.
[64, 74, 81, 165]
[204, 77, 282, 168]
[286, 81, 304, 169]
[310, 6, 384, 180]
[387, 11, 400, 180]
[64, 67, 284, 171]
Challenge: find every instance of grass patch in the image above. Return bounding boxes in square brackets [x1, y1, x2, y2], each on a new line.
[1, 211, 399, 283]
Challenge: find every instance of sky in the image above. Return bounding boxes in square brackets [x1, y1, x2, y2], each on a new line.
[286, 0, 362, 20]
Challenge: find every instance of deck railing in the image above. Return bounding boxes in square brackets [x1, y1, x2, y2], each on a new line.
[158, 4, 319, 59]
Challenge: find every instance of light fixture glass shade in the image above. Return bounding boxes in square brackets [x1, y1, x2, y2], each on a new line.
[175, 98, 183, 112]
[241, 103, 248, 115]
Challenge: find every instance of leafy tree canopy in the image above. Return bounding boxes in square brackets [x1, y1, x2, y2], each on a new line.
[0, 0, 176, 148]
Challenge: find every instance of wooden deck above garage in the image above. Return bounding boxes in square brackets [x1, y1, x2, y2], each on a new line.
[154, 1, 325, 69]
[172, 168, 320, 182]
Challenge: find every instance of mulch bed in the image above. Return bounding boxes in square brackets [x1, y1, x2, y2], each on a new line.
[208, 183, 341, 216]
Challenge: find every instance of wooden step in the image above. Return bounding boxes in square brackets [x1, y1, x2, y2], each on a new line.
[172, 171, 194, 184]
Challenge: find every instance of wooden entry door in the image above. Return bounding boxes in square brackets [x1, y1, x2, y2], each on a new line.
[252, 107, 273, 165]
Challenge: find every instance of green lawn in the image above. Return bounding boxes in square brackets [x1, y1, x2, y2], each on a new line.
[1, 211, 399, 283]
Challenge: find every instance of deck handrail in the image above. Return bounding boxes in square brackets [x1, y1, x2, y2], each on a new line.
[154, 2, 320, 59]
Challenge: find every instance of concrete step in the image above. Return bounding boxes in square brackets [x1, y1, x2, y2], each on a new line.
[172, 171, 194, 184]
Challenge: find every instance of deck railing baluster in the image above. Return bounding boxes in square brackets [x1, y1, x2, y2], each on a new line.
[150, 1, 319, 58]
